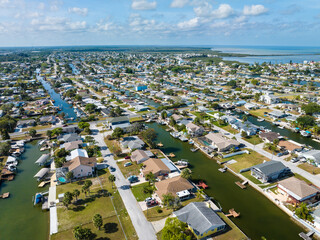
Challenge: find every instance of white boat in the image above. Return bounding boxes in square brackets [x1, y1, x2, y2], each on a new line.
[257, 118, 264, 122]
[278, 126, 284, 129]
[179, 136, 188, 142]
[300, 130, 311, 137]
[170, 132, 180, 138]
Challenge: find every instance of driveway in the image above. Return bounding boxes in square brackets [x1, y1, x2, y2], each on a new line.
[90, 124, 157, 240]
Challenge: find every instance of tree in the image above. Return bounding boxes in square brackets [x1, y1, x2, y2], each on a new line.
[273, 138, 279, 146]
[66, 171, 74, 182]
[73, 226, 93, 240]
[296, 115, 316, 129]
[162, 193, 180, 209]
[85, 103, 97, 113]
[111, 127, 124, 139]
[0, 129, 10, 140]
[73, 189, 80, 201]
[301, 103, 320, 116]
[93, 214, 103, 230]
[295, 202, 314, 222]
[241, 131, 247, 138]
[242, 115, 248, 122]
[51, 127, 63, 137]
[84, 180, 93, 194]
[78, 121, 90, 129]
[63, 191, 73, 209]
[161, 217, 193, 240]
[145, 172, 156, 184]
[46, 130, 52, 139]
[28, 128, 37, 138]
[161, 111, 167, 120]
[0, 141, 10, 155]
[181, 168, 192, 179]
[108, 174, 116, 189]
[141, 128, 157, 147]
[55, 148, 68, 158]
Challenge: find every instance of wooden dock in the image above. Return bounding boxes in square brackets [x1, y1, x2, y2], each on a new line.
[226, 208, 240, 218]
[197, 181, 209, 189]
[218, 167, 227, 173]
[0, 192, 10, 199]
[235, 180, 248, 189]
[38, 181, 50, 188]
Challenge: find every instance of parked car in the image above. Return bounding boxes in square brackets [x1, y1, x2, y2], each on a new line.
[147, 200, 158, 207]
[290, 158, 299, 163]
[124, 162, 132, 167]
[124, 156, 131, 159]
[277, 152, 283, 157]
[109, 166, 116, 172]
[128, 175, 139, 183]
[145, 197, 153, 202]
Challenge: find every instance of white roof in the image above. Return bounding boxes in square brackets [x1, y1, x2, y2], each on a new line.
[70, 149, 88, 159]
[34, 168, 50, 179]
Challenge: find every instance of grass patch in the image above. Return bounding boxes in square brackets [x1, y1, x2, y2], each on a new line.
[131, 182, 153, 202]
[117, 160, 141, 178]
[243, 135, 263, 145]
[221, 125, 238, 135]
[51, 215, 125, 240]
[249, 109, 272, 121]
[241, 171, 262, 184]
[294, 173, 314, 185]
[130, 116, 143, 123]
[224, 150, 267, 173]
[214, 212, 247, 240]
[22, 125, 52, 132]
[104, 138, 122, 159]
[298, 163, 320, 175]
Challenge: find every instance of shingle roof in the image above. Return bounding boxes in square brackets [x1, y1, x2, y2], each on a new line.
[142, 158, 170, 175]
[174, 202, 226, 236]
[253, 160, 288, 176]
[278, 177, 318, 200]
[63, 156, 96, 171]
[155, 176, 194, 199]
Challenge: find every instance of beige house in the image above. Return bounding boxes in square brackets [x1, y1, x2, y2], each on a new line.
[131, 149, 150, 164]
[63, 156, 97, 178]
[186, 122, 204, 136]
[204, 132, 240, 152]
[155, 176, 195, 201]
[142, 158, 170, 177]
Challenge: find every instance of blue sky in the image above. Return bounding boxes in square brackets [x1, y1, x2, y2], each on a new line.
[0, 0, 320, 47]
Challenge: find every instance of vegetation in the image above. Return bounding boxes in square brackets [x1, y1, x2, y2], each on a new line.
[295, 202, 314, 222]
[161, 217, 193, 240]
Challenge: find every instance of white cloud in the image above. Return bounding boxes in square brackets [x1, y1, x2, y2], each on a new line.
[68, 7, 88, 17]
[31, 17, 87, 31]
[194, 3, 234, 19]
[170, 0, 188, 8]
[243, 5, 268, 16]
[212, 4, 234, 19]
[177, 17, 199, 29]
[38, 2, 45, 10]
[50, 0, 62, 11]
[131, 0, 157, 10]
[0, 0, 9, 7]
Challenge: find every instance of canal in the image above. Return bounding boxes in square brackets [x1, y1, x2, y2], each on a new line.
[36, 69, 77, 120]
[0, 141, 49, 240]
[148, 122, 303, 240]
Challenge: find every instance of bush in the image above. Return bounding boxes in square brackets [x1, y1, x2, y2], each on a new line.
[157, 208, 163, 213]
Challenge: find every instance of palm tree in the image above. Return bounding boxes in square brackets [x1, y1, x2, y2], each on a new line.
[108, 174, 116, 189]
[73, 189, 80, 201]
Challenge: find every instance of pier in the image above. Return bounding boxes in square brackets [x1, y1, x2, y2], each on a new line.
[0, 192, 10, 199]
[226, 208, 240, 218]
[235, 180, 248, 189]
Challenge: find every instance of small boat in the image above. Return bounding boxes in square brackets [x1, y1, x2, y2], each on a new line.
[257, 118, 264, 122]
[170, 132, 180, 138]
[189, 140, 194, 145]
[190, 147, 198, 152]
[300, 130, 311, 137]
[167, 153, 176, 158]
[244, 111, 250, 115]
[157, 142, 163, 147]
[176, 160, 188, 166]
[278, 126, 284, 129]
[218, 167, 227, 173]
[179, 136, 188, 142]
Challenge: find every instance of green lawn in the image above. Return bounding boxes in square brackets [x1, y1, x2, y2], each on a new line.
[243, 135, 263, 145]
[214, 212, 247, 240]
[224, 149, 267, 173]
[298, 163, 320, 175]
[131, 182, 153, 201]
[51, 215, 125, 240]
[241, 171, 262, 184]
[249, 109, 272, 121]
[117, 160, 141, 178]
[221, 125, 238, 135]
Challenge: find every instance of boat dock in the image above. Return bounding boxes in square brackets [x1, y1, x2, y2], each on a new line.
[38, 181, 50, 188]
[235, 180, 248, 189]
[0, 192, 10, 199]
[226, 208, 240, 218]
[299, 231, 314, 240]
[218, 167, 227, 173]
[190, 147, 199, 152]
[197, 181, 209, 189]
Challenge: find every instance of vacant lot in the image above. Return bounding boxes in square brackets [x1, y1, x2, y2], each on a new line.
[298, 163, 320, 175]
[243, 135, 263, 145]
[117, 160, 141, 178]
[224, 150, 267, 173]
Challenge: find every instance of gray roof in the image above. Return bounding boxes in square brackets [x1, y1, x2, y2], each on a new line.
[302, 150, 320, 162]
[35, 154, 50, 165]
[252, 160, 288, 176]
[174, 202, 226, 235]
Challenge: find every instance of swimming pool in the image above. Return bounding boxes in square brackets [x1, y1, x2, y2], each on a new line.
[58, 177, 66, 183]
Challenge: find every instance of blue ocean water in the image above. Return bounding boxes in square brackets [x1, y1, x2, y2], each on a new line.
[212, 45, 320, 64]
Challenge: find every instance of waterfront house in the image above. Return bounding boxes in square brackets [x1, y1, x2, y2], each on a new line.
[62, 156, 97, 178]
[39, 115, 57, 125]
[58, 133, 82, 143]
[142, 158, 170, 178]
[260, 94, 280, 104]
[155, 176, 195, 201]
[268, 110, 286, 119]
[204, 132, 240, 152]
[107, 116, 131, 130]
[173, 202, 226, 239]
[131, 149, 153, 164]
[186, 122, 204, 137]
[251, 160, 291, 183]
[121, 136, 145, 151]
[278, 177, 320, 204]
[259, 131, 281, 143]
[63, 140, 83, 151]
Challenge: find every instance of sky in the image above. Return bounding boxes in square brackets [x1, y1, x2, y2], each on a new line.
[0, 0, 320, 47]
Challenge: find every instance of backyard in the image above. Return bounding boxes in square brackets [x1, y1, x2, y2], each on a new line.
[131, 182, 153, 202]
[223, 150, 268, 173]
[117, 160, 141, 178]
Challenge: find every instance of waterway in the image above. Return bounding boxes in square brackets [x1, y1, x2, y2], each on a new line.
[0, 141, 49, 240]
[36, 69, 77, 119]
[148, 122, 303, 240]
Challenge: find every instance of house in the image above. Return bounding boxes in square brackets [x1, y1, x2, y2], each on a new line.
[17, 119, 36, 128]
[268, 110, 286, 119]
[131, 149, 153, 164]
[121, 136, 145, 151]
[155, 176, 195, 201]
[173, 202, 226, 239]
[107, 116, 131, 130]
[58, 133, 82, 143]
[62, 126, 79, 134]
[63, 140, 83, 151]
[69, 149, 88, 160]
[300, 150, 320, 167]
[39, 115, 57, 125]
[278, 177, 320, 204]
[259, 131, 281, 143]
[204, 133, 240, 152]
[260, 94, 280, 104]
[251, 160, 291, 183]
[278, 140, 302, 153]
[62, 156, 97, 178]
[186, 122, 204, 137]
[142, 158, 170, 178]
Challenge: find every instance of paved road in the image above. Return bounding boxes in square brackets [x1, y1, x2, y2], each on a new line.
[90, 124, 157, 240]
[212, 124, 320, 188]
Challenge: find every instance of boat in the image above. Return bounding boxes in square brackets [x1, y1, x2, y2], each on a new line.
[167, 153, 176, 158]
[218, 167, 227, 173]
[157, 142, 163, 147]
[278, 126, 284, 129]
[188, 140, 194, 145]
[170, 132, 180, 138]
[176, 160, 188, 166]
[179, 135, 188, 142]
[300, 130, 311, 137]
[244, 111, 250, 115]
[257, 118, 264, 122]
[190, 147, 199, 152]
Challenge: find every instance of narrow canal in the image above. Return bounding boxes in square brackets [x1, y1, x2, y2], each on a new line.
[148, 122, 303, 240]
[0, 141, 49, 240]
[36, 69, 77, 119]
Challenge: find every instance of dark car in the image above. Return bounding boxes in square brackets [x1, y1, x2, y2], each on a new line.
[147, 200, 158, 207]
[109, 166, 116, 172]
[124, 156, 131, 159]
